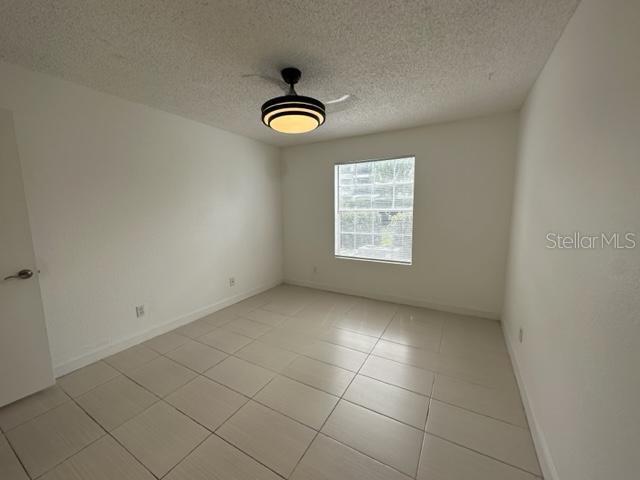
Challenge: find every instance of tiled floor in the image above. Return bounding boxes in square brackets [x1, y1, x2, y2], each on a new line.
[0, 285, 541, 479]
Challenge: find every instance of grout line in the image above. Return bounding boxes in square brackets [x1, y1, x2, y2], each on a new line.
[158, 317, 518, 477]
[111, 299, 524, 464]
[288, 303, 400, 477]
[415, 380, 436, 478]
[157, 430, 212, 479]
[1, 431, 31, 479]
[424, 431, 543, 478]
[316, 430, 419, 479]
[66, 401, 162, 480]
[0, 393, 74, 434]
[210, 432, 288, 480]
[15, 399, 113, 479]
[427, 396, 530, 430]
[83, 312, 377, 478]
[31, 434, 111, 479]
[5, 287, 531, 480]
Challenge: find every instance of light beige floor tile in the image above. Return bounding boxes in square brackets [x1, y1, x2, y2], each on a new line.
[332, 316, 391, 337]
[282, 356, 355, 396]
[372, 340, 440, 370]
[143, 331, 189, 354]
[344, 375, 429, 429]
[0, 433, 29, 480]
[360, 356, 434, 395]
[164, 434, 281, 480]
[105, 345, 159, 374]
[315, 328, 378, 353]
[382, 308, 444, 351]
[292, 309, 343, 329]
[57, 361, 121, 397]
[166, 377, 247, 431]
[222, 317, 273, 338]
[217, 401, 315, 477]
[6, 402, 104, 478]
[426, 400, 540, 475]
[235, 341, 298, 372]
[76, 376, 157, 431]
[242, 308, 289, 327]
[164, 340, 228, 373]
[322, 400, 422, 477]
[418, 433, 540, 480]
[432, 375, 528, 427]
[293, 298, 354, 325]
[204, 357, 275, 396]
[255, 376, 338, 429]
[291, 433, 412, 480]
[239, 290, 277, 307]
[0, 385, 69, 432]
[333, 300, 397, 337]
[374, 340, 517, 389]
[112, 402, 209, 477]
[3, 289, 535, 480]
[291, 304, 327, 322]
[198, 329, 253, 353]
[175, 318, 219, 339]
[226, 296, 269, 314]
[440, 314, 508, 357]
[39, 435, 154, 480]
[200, 307, 241, 326]
[129, 356, 196, 397]
[262, 297, 310, 316]
[258, 329, 316, 353]
[302, 341, 367, 372]
[433, 351, 518, 392]
[279, 317, 330, 336]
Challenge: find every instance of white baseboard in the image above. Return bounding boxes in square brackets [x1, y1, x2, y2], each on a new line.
[504, 328, 558, 480]
[284, 278, 500, 320]
[53, 280, 282, 377]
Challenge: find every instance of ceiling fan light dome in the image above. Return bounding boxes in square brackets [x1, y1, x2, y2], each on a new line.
[261, 94, 325, 134]
[269, 113, 319, 134]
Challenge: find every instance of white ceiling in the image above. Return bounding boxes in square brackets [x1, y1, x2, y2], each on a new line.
[0, 0, 579, 146]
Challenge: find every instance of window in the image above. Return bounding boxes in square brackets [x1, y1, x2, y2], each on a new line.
[334, 156, 415, 264]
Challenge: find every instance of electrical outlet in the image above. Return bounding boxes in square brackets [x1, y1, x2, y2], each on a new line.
[229, 277, 236, 287]
[312, 265, 318, 274]
[135, 305, 145, 318]
[518, 327, 524, 343]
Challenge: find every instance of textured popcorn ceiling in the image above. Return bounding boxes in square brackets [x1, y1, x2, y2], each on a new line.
[0, 0, 579, 146]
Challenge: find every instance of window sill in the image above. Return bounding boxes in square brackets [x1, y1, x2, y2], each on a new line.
[335, 255, 412, 266]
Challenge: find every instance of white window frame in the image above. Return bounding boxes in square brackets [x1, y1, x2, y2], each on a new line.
[334, 155, 415, 265]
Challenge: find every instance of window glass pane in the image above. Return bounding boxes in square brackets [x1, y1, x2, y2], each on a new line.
[355, 233, 372, 249]
[335, 157, 415, 264]
[340, 211, 355, 233]
[373, 184, 393, 208]
[374, 160, 395, 183]
[355, 162, 372, 181]
[340, 233, 354, 251]
[355, 212, 373, 233]
[395, 157, 414, 182]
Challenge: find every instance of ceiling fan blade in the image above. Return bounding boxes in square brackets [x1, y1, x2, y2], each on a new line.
[325, 94, 357, 113]
[241, 74, 288, 93]
[325, 94, 351, 105]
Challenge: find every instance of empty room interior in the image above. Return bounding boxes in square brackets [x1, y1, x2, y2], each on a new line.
[1, 1, 638, 480]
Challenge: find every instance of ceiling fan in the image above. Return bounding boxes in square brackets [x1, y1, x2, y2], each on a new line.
[246, 67, 355, 134]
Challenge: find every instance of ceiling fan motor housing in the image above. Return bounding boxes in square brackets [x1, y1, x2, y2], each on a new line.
[281, 67, 301, 87]
[261, 67, 326, 134]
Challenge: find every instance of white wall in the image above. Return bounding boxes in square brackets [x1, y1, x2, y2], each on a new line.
[0, 62, 283, 375]
[282, 113, 518, 318]
[502, 1, 640, 479]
